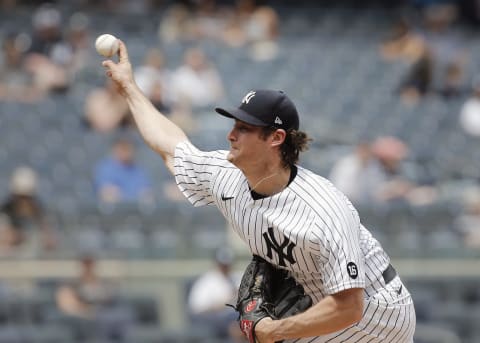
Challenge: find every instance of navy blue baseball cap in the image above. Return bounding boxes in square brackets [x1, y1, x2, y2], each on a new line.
[215, 89, 300, 131]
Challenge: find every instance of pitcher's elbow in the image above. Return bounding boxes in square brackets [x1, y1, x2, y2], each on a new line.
[350, 298, 364, 324]
[352, 306, 364, 323]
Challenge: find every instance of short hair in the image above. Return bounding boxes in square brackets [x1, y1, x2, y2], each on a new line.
[260, 127, 312, 167]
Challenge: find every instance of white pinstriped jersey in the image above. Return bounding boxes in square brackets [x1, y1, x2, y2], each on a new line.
[174, 141, 415, 342]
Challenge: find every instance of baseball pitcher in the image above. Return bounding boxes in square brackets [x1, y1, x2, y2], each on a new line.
[102, 40, 416, 343]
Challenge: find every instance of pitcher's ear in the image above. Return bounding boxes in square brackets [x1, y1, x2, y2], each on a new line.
[271, 128, 286, 147]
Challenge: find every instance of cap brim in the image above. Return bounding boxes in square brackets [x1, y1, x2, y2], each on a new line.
[215, 107, 269, 127]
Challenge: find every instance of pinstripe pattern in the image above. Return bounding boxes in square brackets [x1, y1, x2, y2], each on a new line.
[174, 141, 415, 342]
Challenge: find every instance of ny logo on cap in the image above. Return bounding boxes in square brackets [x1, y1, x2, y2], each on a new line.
[242, 91, 256, 104]
[274, 116, 283, 125]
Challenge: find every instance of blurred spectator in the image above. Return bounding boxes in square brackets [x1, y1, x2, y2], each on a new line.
[157, 4, 196, 43]
[191, 0, 225, 41]
[328, 141, 386, 205]
[459, 77, 480, 137]
[386, 4, 469, 102]
[0, 32, 44, 102]
[222, 9, 249, 48]
[371, 136, 437, 205]
[398, 46, 434, 104]
[55, 253, 133, 342]
[329, 137, 437, 206]
[245, 5, 280, 61]
[56, 254, 114, 318]
[187, 247, 243, 342]
[455, 188, 480, 248]
[0, 167, 57, 255]
[24, 3, 72, 93]
[134, 48, 198, 133]
[219, 1, 280, 60]
[65, 12, 93, 78]
[0, 213, 17, 256]
[438, 61, 466, 99]
[157, 0, 278, 61]
[172, 47, 224, 109]
[420, 4, 468, 98]
[94, 136, 154, 205]
[84, 79, 132, 133]
[134, 48, 174, 110]
[371, 136, 413, 201]
[380, 18, 435, 104]
[380, 18, 427, 63]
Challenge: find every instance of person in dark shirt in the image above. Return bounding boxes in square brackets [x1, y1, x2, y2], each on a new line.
[1, 167, 57, 253]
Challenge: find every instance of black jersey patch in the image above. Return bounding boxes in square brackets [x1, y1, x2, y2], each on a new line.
[347, 262, 358, 279]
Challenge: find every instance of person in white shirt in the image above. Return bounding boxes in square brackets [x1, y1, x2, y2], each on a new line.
[172, 47, 224, 108]
[460, 79, 480, 137]
[188, 247, 242, 341]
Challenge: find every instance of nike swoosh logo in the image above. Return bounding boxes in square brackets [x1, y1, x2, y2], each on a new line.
[221, 194, 234, 201]
[397, 285, 403, 295]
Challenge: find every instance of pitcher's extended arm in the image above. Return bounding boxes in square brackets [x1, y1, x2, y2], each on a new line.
[102, 40, 188, 174]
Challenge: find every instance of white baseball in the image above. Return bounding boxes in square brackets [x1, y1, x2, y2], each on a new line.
[95, 34, 119, 58]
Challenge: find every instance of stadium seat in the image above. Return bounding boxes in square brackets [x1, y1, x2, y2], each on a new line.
[123, 295, 160, 325]
[414, 323, 461, 343]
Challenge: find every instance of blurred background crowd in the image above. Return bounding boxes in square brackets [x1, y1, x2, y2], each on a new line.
[1, 0, 480, 342]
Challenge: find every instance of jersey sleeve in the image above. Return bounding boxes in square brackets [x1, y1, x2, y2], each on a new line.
[315, 199, 366, 295]
[174, 140, 228, 207]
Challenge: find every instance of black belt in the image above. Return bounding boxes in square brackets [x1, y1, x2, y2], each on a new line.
[382, 264, 397, 284]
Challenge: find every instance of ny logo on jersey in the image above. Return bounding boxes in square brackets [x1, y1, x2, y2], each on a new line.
[242, 91, 256, 104]
[262, 227, 296, 267]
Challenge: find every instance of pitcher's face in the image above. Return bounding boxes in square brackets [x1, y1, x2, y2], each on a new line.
[226, 120, 270, 169]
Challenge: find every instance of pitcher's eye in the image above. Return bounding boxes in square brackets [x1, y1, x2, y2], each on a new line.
[235, 124, 250, 132]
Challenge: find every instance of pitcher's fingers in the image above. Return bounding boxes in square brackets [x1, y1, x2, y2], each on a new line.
[117, 40, 129, 62]
[102, 60, 114, 69]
